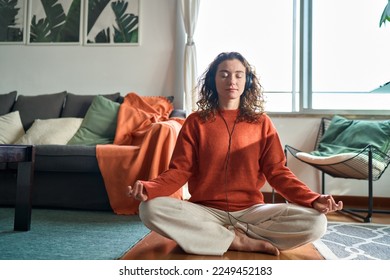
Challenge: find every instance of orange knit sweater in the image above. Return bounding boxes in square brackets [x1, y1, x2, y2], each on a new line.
[142, 110, 320, 211]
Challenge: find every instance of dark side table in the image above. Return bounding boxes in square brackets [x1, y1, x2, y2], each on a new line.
[0, 145, 35, 231]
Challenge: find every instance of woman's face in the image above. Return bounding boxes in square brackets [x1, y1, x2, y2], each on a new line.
[214, 58, 247, 109]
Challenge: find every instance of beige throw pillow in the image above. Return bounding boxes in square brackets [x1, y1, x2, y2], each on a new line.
[15, 118, 83, 145]
[0, 111, 25, 144]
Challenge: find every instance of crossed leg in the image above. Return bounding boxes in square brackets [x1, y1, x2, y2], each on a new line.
[139, 197, 325, 256]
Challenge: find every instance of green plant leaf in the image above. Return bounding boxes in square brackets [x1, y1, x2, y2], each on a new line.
[40, 0, 67, 41]
[94, 27, 110, 43]
[87, 0, 110, 34]
[29, 15, 51, 42]
[379, 0, 390, 27]
[0, 0, 22, 41]
[111, 0, 138, 43]
[59, 0, 81, 42]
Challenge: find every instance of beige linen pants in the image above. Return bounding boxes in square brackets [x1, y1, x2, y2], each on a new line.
[139, 197, 327, 256]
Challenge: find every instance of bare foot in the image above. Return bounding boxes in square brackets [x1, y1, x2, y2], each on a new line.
[229, 229, 280, 256]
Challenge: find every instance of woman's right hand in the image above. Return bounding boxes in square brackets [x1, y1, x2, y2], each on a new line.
[127, 180, 148, 202]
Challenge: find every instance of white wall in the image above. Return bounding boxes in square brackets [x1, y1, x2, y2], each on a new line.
[0, 0, 185, 109]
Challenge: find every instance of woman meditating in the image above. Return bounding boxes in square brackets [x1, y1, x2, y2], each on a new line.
[128, 52, 343, 256]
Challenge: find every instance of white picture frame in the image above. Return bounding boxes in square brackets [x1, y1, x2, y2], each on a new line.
[27, 0, 83, 45]
[0, 0, 27, 44]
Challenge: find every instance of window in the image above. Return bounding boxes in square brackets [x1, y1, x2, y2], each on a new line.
[196, 0, 298, 112]
[311, 0, 390, 111]
[196, 0, 390, 113]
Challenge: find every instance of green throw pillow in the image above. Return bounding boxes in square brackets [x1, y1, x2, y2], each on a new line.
[67, 95, 120, 145]
[314, 115, 390, 156]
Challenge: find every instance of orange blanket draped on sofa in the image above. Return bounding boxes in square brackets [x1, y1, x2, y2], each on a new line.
[96, 93, 184, 215]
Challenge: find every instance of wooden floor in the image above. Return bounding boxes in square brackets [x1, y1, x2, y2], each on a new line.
[121, 211, 390, 260]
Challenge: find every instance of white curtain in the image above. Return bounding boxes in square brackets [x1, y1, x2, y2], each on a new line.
[180, 0, 200, 113]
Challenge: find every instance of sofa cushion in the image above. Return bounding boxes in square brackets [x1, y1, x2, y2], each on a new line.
[12, 91, 67, 131]
[68, 95, 120, 145]
[0, 91, 17, 116]
[0, 111, 25, 144]
[61, 92, 120, 118]
[15, 118, 83, 145]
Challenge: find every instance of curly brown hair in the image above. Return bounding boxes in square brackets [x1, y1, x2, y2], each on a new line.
[196, 52, 265, 123]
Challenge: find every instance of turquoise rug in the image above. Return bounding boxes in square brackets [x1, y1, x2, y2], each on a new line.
[0, 208, 150, 260]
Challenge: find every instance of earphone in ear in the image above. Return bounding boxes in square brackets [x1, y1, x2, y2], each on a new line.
[245, 72, 253, 91]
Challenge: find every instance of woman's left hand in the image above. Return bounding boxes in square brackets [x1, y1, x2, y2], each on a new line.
[312, 195, 343, 214]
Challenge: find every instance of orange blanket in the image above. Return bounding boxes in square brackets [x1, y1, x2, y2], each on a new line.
[96, 93, 184, 215]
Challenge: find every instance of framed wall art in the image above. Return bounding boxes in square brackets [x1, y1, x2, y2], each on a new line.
[85, 0, 140, 45]
[0, 0, 27, 44]
[27, 0, 83, 44]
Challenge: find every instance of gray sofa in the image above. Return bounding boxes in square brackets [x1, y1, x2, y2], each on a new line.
[0, 91, 185, 211]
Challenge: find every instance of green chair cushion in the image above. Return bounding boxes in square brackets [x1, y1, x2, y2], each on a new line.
[313, 115, 390, 156]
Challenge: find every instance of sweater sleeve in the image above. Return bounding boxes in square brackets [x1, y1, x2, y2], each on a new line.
[259, 116, 320, 207]
[141, 114, 198, 199]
